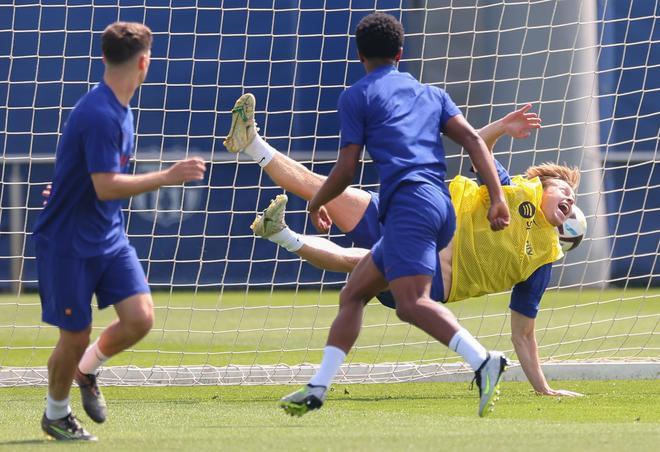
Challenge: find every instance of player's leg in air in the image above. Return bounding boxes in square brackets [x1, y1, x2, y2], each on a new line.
[224, 93, 371, 234]
[251, 194, 369, 273]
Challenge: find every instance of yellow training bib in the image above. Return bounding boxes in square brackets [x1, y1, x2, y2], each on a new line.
[447, 175, 563, 302]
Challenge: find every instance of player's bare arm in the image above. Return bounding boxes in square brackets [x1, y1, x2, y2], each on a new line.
[478, 103, 541, 151]
[307, 143, 361, 233]
[443, 114, 510, 231]
[91, 157, 206, 201]
[510, 311, 584, 397]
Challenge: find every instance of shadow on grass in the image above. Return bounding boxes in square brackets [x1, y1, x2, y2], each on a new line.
[198, 424, 307, 429]
[0, 439, 50, 446]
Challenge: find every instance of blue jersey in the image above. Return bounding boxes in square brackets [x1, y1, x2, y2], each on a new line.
[338, 65, 461, 218]
[33, 80, 134, 257]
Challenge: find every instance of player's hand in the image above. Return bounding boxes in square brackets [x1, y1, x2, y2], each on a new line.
[537, 388, 584, 397]
[309, 205, 332, 233]
[502, 103, 541, 138]
[166, 157, 206, 184]
[488, 199, 510, 231]
[42, 184, 52, 206]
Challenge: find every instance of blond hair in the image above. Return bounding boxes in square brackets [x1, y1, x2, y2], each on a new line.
[525, 163, 580, 191]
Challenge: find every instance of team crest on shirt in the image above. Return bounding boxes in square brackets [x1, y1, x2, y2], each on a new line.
[120, 154, 131, 168]
[518, 201, 536, 219]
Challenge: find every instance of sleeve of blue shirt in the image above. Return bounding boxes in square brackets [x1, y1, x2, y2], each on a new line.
[338, 89, 365, 149]
[474, 158, 512, 186]
[437, 88, 462, 128]
[83, 115, 122, 174]
[509, 263, 552, 318]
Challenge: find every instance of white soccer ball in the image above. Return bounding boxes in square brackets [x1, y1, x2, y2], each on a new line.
[557, 204, 587, 252]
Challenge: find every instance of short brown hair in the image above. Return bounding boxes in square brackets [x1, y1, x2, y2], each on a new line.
[102, 22, 152, 65]
[526, 163, 581, 191]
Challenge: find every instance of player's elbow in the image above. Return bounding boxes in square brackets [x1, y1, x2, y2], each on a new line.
[463, 131, 485, 150]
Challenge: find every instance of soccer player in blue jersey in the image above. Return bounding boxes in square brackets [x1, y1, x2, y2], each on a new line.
[33, 22, 206, 441]
[226, 12, 511, 417]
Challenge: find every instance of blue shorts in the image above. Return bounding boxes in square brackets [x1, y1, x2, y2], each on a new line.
[345, 191, 383, 249]
[372, 181, 455, 279]
[35, 238, 150, 331]
[346, 189, 448, 307]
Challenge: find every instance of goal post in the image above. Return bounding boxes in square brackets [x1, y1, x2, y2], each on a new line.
[0, 1, 658, 386]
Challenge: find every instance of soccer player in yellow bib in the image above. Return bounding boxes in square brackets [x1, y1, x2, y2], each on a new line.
[226, 100, 582, 397]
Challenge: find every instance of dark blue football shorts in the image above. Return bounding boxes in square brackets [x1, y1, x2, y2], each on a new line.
[345, 184, 450, 308]
[35, 238, 150, 331]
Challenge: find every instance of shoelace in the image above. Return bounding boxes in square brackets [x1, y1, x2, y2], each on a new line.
[79, 373, 101, 396]
[63, 413, 83, 433]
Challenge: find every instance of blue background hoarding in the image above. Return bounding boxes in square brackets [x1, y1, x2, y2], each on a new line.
[0, 0, 657, 290]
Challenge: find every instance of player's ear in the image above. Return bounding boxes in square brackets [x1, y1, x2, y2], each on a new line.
[138, 52, 149, 71]
[394, 47, 403, 62]
[357, 50, 365, 63]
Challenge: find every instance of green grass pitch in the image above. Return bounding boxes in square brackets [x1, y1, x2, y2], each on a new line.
[0, 288, 657, 368]
[0, 288, 658, 450]
[0, 381, 659, 451]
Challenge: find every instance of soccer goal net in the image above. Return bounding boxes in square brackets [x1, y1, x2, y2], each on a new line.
[1, 1, 657, 386]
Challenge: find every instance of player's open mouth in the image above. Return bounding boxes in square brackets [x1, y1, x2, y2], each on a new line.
[558, 201, 570, 216]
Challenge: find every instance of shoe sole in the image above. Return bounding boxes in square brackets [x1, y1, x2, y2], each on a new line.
[279, 394, 323, 417]
[251, 194, 288, 237]
[223, 93, 255, 153]
[279, 401, 310, 417]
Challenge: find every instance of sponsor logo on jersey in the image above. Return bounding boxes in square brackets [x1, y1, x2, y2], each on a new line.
[518, 201, 536, 219]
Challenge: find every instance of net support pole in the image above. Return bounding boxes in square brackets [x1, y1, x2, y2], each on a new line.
[9, 162, 25, 294]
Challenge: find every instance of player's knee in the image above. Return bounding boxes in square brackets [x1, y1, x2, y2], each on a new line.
[123, 305, 154, 338]
[133, 309, 154, 337]
[395, 303, 416, 323]
[339, 285, 368, 307]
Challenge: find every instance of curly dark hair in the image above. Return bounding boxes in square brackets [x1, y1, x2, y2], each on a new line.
[355, 12, 404, 59]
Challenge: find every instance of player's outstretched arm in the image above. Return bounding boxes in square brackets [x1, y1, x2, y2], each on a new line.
[91, 157, 206, 201]
[443, 115, 510, 231]
[510, 310, 584, 397]
[478, 104, 542, 152]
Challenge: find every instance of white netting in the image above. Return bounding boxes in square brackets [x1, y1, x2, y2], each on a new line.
[0, 1, 658, 386]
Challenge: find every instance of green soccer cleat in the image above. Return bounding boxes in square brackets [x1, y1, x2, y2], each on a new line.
[41, 412, 97, 441]
[474, 351, 509, 417]
[251, 194, 288, 238]
[279, 384, 326, 417]
[223, 93, 257, 153]
[75, 369, 107, 424]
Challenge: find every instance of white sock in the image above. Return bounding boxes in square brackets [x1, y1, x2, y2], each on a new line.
[448, 328, 489, 371]
[268, 227, 303, 252]
[244, 134, 275, 167]
[46, 394, 71, 420]
[309, 345, 346, 388]
[78, 338, 109, 375]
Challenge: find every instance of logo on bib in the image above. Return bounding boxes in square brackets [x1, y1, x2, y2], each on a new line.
[518, 201, 536, 219]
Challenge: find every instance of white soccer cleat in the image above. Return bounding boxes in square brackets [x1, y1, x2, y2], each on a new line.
[474, 351, 509, 417]
[251, 194, 288, 238]
[223, 93, 257, 153]
[279, 384, 327, 417]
